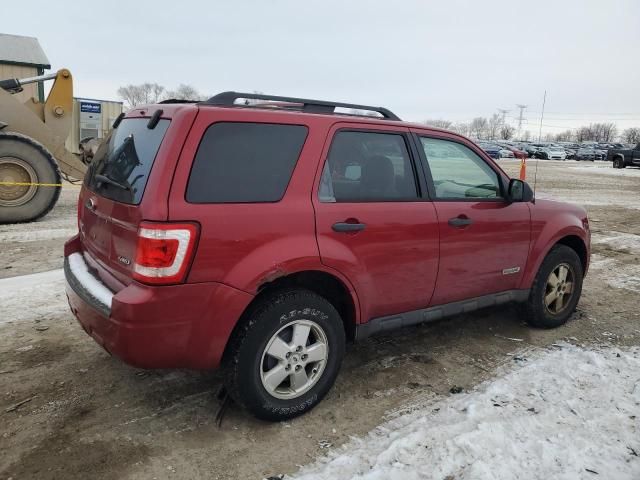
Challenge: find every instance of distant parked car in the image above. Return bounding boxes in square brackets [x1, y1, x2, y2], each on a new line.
[477, 143, 501, 159]
[594, 148, 607, 160]
[523, 145, 539, 157]
[608, 142, 640, 168]
[505, 146, 527, 159]
[547, 147, 568, 160]
[535, 147, 567, 160]
[575, 148, 596, 161]
[499, 148, 515, 158]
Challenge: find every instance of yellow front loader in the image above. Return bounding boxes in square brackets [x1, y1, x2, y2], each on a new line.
[0, 69, 89, 223]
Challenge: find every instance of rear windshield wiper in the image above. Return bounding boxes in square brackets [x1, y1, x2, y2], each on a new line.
[95, 174, 132, 192]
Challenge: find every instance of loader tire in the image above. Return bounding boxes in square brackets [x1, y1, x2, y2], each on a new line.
[0, 132, 61, 224]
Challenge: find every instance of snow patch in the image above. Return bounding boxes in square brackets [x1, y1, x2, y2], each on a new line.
[0, 227, 77, 243]
[290, 345, 640, 480]
[572, 164, 640, 177]
[68, 253, 113, 308]
[589, 255, 640, 292]
[589, 233, 640, 292]
[0, 269, 66, 325]
[535, 191, 640, 210]
[592, 231, 640, 253]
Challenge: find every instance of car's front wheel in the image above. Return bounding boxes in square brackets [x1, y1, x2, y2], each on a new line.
[223, 288, 346, 421]
[613, 157, 625, 169]
[522, 245, 583, 329]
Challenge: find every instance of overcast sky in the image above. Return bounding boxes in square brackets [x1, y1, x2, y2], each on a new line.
[2, 0, 639, 134]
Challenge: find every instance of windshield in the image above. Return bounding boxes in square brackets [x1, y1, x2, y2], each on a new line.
[85, 118, 170, 204]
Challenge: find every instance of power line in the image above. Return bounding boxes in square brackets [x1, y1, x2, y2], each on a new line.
[527, 111, 639, 115]
[497, 108, 509, 125]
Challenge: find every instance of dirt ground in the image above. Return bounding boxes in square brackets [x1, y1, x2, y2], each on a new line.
[1, 160, 639, 480]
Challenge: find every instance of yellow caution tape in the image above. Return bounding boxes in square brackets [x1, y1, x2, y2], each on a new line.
[0, 181, 64, 187]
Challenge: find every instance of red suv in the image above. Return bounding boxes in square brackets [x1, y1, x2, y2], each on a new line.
[65, 92, 590, 420]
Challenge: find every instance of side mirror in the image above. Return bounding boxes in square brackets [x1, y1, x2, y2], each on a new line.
[507, 178, 534, 203]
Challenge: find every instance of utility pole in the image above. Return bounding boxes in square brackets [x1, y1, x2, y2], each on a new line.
[538, 91, 547, 142]
[516, 104, 527, 139]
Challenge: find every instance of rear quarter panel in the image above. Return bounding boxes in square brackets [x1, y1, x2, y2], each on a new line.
[168, 108, 334, 294]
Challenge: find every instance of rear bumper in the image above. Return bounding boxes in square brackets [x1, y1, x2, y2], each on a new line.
[64, 236, 253, 369]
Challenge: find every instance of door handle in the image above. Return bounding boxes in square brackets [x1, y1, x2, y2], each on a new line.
[448, 216, 473, 228]
[332, 222, 366, 233]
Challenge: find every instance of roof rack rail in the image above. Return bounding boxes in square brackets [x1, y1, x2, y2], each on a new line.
[203, 91, 401, 121]
[158, 98, 199, 104]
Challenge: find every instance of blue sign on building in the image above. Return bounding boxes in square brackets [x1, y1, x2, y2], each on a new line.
[80, 102, 101, 114]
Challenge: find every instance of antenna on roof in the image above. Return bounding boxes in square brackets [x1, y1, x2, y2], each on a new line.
[532, 90, 547, 203]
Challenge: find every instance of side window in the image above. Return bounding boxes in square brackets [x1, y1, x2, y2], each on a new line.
[420, 137, 502, 199]
[186, 122, 307, 203]
[319, 131, 418, 202]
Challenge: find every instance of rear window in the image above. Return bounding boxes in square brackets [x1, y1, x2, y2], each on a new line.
[186, 122, 308, 203]
[85, 118, 170, 204]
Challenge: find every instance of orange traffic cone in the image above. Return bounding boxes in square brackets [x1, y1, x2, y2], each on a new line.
[519, 158, 526, 180]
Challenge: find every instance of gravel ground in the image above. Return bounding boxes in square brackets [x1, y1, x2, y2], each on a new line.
[0, 160, 639, 480]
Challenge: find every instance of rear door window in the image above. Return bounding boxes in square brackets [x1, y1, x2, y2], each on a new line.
[186, 122, 308, 203]
[318, 130, 419, 202]
[85, 118, 170, 204]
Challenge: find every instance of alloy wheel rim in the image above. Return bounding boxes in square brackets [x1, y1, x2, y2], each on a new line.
[0, 158, 38, 206]
[544, 262, 575, 315]
[260, 319, 329, 400]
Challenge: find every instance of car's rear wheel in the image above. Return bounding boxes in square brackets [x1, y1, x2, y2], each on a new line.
[223, 288, 346, 421]
[522, 245, 583, 329]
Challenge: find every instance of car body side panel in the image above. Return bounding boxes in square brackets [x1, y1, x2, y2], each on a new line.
[519, 199, 590, 289]
[312, 122, 440, 323]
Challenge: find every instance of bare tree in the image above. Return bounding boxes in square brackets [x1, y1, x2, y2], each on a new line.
[469, 117, 488, 139]
[575, 126, 591, 143]
[453, 122, 471, 137]
[117, 84, 144, 108]
[554, 130, 575, 142]
[499, 124, 516, 140]
[424, 119, 453, 130]
[574, 123, 618, 143]
[522, 130, 532, 142]
[487, 113, 501, 140]
[165, 84, 205, 101]
[622, 127, 640, 144]
[599, 123, 617, 142]
[117, 83, 165, 108]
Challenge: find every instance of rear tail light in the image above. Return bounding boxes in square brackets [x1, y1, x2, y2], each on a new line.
[132, 222, 199, 285]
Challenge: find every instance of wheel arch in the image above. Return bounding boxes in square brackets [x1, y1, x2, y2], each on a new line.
[221, 269, 360, 364]
[555, 235, 588, 274]
[521, 226, 589, 289]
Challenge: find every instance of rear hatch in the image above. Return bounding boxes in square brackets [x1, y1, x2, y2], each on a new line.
[78, 113, 172, 287]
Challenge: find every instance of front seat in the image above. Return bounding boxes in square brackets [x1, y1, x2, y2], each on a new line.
[360, 155, 396, 199]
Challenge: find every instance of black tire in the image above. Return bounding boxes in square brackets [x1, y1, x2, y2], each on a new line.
[223, 288, 346, 421]
[613, 157, 625, 169]
[522, 245, 583, 329]
[0, 132, 61, 224]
